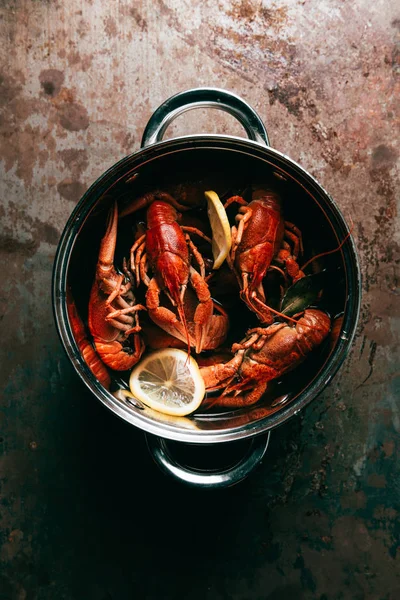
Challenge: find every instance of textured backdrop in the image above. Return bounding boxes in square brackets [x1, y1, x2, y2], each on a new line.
[1, 1, 399, 599]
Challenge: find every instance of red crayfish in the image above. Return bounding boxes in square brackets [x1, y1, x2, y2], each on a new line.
[67, 182, 346, 415]
[123, 191, 229, 354]
[87, 202, 146, 371]
[200, 309, 331, 408]
[225, 189, 304, 324]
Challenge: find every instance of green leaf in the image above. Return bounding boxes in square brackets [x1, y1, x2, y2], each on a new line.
[280, 271, 327, 316]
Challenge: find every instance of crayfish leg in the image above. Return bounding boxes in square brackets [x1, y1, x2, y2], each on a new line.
[185, 234, 206, 279]
[223, 195, 248, 209]
[232, 206, 253, 253]
[181, 226, 212, 245]
[284, 221, 303, 257]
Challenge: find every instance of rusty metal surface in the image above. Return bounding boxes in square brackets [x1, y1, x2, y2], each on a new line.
[0, 1, 399, 598]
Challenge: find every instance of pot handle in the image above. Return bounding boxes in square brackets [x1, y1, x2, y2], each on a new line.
[145, 432, 270, 489]
[141, 87, 270, 148]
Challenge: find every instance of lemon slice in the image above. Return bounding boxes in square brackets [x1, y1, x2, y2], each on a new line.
[204, 190, 232, 269]
[129, 349, 205, 416]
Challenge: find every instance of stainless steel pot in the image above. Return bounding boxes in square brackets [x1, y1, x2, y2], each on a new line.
[52, 88, 361, 488]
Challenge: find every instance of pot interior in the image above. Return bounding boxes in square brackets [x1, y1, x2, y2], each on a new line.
[61, 138, 360, 442]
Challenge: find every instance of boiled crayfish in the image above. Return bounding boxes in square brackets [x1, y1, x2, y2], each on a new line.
[123, 191, 229, 354]
[200, 309, 331, 408]
[225, 189, 305, 324]
[87, 201, 146, 370]
[68, 183, 341, 415]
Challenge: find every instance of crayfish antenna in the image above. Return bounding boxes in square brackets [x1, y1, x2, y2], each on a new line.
[119, 191, 189, 218]
[300, 220, 354, 272]
[176, 300, 191, 359]
[250, 295, 300, 326]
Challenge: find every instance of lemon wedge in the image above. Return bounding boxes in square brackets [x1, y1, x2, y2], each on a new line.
[204, 190, 232, 269]
[129, 349, 205, 416]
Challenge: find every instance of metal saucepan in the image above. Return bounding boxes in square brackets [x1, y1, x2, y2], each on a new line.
[52, 88, 361, 488]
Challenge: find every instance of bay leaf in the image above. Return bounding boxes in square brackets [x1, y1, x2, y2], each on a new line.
[280, 271, 327, 316]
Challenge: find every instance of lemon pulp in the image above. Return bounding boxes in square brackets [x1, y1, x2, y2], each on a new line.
[204, 190, 232, 269]
[129, 349, 205, 416]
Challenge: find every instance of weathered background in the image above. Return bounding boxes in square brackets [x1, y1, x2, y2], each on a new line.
[1, 1, 399, 598]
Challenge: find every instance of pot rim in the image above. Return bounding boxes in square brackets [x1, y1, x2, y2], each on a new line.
[52, 133, 361, 444]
